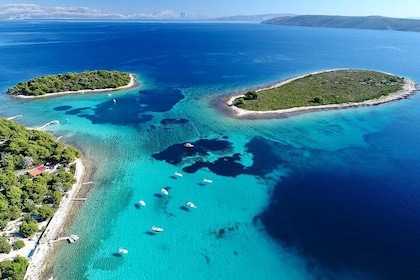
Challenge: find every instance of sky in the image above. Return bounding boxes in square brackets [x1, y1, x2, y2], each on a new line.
[1, 0, 420, 18]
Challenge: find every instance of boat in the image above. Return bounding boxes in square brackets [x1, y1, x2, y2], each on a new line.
[118, 247, 128, 254]
[186, 201, 197, 208]
[161, 188, 169, 195]
[68, 235, 79, 243]
[184, 142, 194, 148]
[203, 178, 213, 183]
[151, 226, 164, 232]
[70, 235, 79, 241]
[138, 199, 146, 207]
[174, 172, 183, 177]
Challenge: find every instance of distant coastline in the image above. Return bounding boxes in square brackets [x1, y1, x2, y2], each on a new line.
[11, 73, 137, 99]
[226, 70, 419, 118]
[263, 15, 420, 32]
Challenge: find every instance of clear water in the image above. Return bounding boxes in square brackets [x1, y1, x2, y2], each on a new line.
[0, 21, 419, 280]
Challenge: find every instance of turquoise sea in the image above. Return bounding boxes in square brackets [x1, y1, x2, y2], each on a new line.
[0, 21, 419, 280]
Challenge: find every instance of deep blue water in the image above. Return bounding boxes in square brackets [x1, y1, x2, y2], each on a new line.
[0, 21, 420, 280]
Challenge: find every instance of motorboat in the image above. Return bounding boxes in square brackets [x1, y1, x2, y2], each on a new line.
[174, 172, 183, 177]
[203, 178, 213, 183]
[139, 199, 146, 207]
[186, 201, 197, 209]
[151, 226, 164, 232]
[184, 142, 194, 148]
[161, 188, 169, 195]
[118, 247, 128, 254]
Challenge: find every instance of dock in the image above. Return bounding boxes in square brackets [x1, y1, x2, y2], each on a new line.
[50, 235, 79, 244]
[71, 197, 87, 201]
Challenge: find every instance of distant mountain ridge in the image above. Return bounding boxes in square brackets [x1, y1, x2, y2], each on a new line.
[0, 4, 285, 21]
[211, 14, 294, 22]
[263, 15, 420, 32]
[0, 4, 209, 20]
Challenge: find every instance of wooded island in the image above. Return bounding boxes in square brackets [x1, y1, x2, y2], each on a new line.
[7, 70, 131, 97]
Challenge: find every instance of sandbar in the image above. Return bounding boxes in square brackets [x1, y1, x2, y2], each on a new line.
[226, 70, 419, 118]
[13, 73, 137, 99]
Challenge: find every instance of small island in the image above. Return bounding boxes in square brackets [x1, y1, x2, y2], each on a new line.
[7, 70, 135, 98]
[228, 69, 418, 117]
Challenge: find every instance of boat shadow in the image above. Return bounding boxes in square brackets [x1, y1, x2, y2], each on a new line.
[180, 206, 190, 212]
[145, 231, 157, 236]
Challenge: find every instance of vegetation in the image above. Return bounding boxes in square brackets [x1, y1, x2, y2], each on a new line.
[263, 15, 420, 32]
[0, 256, 29, 280]
[0, 237, 11, 254]
[12, 240, 25, 250]
[234, 70, 406, 111]
[7, 70, 131, 96]
[0, 118, 81, 277]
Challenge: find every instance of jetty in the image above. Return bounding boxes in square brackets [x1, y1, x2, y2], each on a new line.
[34, 120, 60, 130]
[50, 235, 79, 244]
[7, 115, 22, 120]
[71, 197, 87, 201]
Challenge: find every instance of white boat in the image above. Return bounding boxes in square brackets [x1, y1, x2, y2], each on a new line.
[203, 178, 213, 183]
[70, 235, 79, 241]
[186, 201, 197, 209]
[161, 188, 169, 195]
[118, 247, 128, 254]
[184, 142, 194, 148]
[151, 226, 164, 232]
[138, 199, 146, 207]
[174, 172, 183, 177]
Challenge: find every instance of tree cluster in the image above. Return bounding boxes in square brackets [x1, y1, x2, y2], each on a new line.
[0, 256, 29, 280]
[7, 70, 131, 96]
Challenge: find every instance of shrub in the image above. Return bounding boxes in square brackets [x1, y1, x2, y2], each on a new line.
[0, 237, 11, 254]
[313, 96, 323, 103]
[244, 91, 258, 100]
[19, 220, 38, 238]
[12, 240, 25, 250]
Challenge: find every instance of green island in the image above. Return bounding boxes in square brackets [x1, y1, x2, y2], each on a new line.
[0, 118, 81, 279]
[7, 70, 131, 97]
[232, 69, 412, 112]
[263, 15, 420, 32]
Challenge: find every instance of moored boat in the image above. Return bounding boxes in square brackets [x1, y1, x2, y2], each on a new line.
[151, 226, 164, 232]
[184, 142, 194, 148]
[186, 201, 197, 208]
[139, 199, 146, 207]
[118, 247, 128, 254]
[161, 188, 169, 195]
[203, 178, 213, 183]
